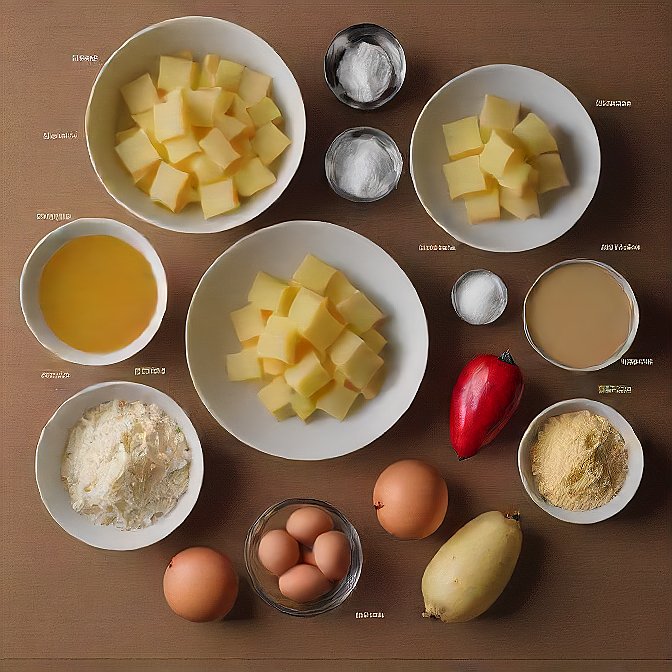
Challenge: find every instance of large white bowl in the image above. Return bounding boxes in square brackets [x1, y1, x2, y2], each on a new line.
[518, 399, 643, 524]
[35, 382, 204, 550]
[86, 16, 306, 233]
[410, 64, 601, 252]
[186, 220, 428, 460]
[20, 218, 167, 366]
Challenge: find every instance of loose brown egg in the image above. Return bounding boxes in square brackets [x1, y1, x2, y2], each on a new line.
[278, 563, 332, 603]
[258, 529, 300, 576]
[313, 530, 351, 581]
[286, 506, 334, 547]
[373, 459, 448, 540]
[163, 547, 239, 622]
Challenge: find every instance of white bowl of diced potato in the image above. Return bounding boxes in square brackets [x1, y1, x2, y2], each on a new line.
[410, 64, 600, 252]
[186, 220, 429, 461]
[86, 16, 306, 233]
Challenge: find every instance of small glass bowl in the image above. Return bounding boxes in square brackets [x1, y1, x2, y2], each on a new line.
[324, 23, 406, 110]
[451, 269, 508, 325]
[244, 498, 363, 617]
[325, 127, 403, 203]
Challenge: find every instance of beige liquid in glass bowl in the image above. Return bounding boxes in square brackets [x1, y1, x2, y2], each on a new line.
[524, 260, 636, 370]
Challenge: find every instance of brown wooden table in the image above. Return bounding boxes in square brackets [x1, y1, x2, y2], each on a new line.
[2, 1, 671, 670]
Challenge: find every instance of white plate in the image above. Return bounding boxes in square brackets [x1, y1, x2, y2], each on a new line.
[35, 382, 204, 550]
[186, 220, 428, 460]
[518, 399, 643, 524]
[86, 16, 306, 233]
[410, 64, 601, 252]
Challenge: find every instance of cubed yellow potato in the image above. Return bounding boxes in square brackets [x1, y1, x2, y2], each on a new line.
[153, 89, 187, 142]
[162, 132, 201, 164]
[185, 153, 224, 185]
[257, 315, 298, 364]
[359, 328, 387, 355]
[326, 271, 357, 305]
[442, 155, 488, 199]
[289, 288, 344, 351]
[214, 113, 248, 141]
[121, 73, 159, 114]
[329, 329, 364, 367]
[198, 128, 241, 170]
[291, 393, 316, 422]
[497, 160, 534, 196]
[200, 179, 239, 218]
[442, 116, 483, 160]
[199, 54, 220, 87]
[233, 157, 276, 197]
[230, 303, 266, 342]
[332, 335, 383, 390]
[251, 122, 291, 165]
[248, 272, 290, 310]
[229, 95, 256, 137]
[362, 365, 385, 400]
[479, 130, 523, 180]
[115, 129, 162, 181]
[185, 88, 232, 127]
[222, 136, 256, 177]
[479, 94, 520, 132]
[464, 182, 500, 224]
[216, 59, 245, 92]
[116, 127, 138, 144]
[158, 55, 197, 91]
[258, 376, 295, 420]
[292, 254, 338, 295]
[131, 110, 168, 159]
[135, 163, 159, 195]
[336, 290, 384, 333]
[238, 68, 272, 105]
[248, 96, 282, 128]
[263, 358, 287, 376]
[500, 186, 540, 220]
[226, 348, 262, 381]
[284, 350, 332, 398]
[149, 161, 191, 213]
[315, 381, 359, 421]
[513, 113, 558, 156]
[530, 153, 569, 193]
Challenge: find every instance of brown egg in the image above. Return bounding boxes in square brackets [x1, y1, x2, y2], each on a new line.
[285, 506, 334, 547]
[258, 529, 300, 576]
[373, 459, 448, 540]
[313, 530, 351, 581]
[300, 545, 317, 567]
[278, 563, 332, 603]
[163, 547, 239, 622]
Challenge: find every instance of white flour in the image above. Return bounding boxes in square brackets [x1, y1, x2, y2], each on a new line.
[336, 42, 393, 103]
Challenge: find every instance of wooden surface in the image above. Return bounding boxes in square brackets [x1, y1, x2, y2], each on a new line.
[2, 1, 671, 669]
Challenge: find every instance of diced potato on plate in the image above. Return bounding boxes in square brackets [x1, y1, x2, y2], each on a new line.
[248, 96, 282, 128]
[227, 348, 262, 381]
[336, 290, 383, 334]
[149, 161, 191, 213]
[442, 116, 483, 160]
[216, 59, 245, 92]
[530, 153, 569, 193]
[479, 94, 520, 132]
[442, 155, 488, 199]
[199, 54, 221, 88]
[463, 182, 500, 224]
[292, 254, 338, 295]
[257, 315, 299, 364]
[500, 186, 540, 220]
[284, 350, 332, 398]
[114, 128, 161, 181]
[248, 272, 290, 311]
[251, 122, 291, 165]
[230, 303, 266, 342]
[238, 68, 272, 105]
[289, 288, 344, 351]
[234, 157, 276, 197]
[121, 73, 159, 115]
[200, 178, 239, 218]
[315, 381, 359, 421]
[153, 89, 188, 142]
[158, 55, 197, 91]
[162, 132, 201, 164]
[258, 376, 295, 420]
[513, 113, 558, 156]
[198, 128, 241, 170]
[479, 130, 522, 180]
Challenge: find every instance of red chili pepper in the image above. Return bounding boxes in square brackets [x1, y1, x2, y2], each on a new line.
[449, 351, 524, 460]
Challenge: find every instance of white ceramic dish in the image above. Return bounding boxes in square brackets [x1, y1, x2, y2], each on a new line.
[35, 382, 204, 550]
[410, 64, 601, 252]
[518, 399, 643, 524]
[86, 16, 306, 234]
[186, 220, 428, 460]
[20, 218, 167, 366]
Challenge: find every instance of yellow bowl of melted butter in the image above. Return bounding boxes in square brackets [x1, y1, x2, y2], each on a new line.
[21, 218, 167, 365]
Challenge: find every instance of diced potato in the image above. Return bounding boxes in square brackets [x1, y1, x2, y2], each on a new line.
[248, 96, 282, 128]
[216, 59, 245, 92]
[257, 316, 298, 363]
[229, 95, 256, 137]
[162, 132, 201, 164]
[513, 113, 558, 156]
[289, 288, 344, 351]
[479, 130, 522, 180]
[185, 88, 231, 127]
[360, 328, 387, 355]
[479, 94, 520, 132]
[463, 182, 500, 224]
[329, 329, 365, 367]
[258, 376, 295, 420]
[292, 255, 338, 295]
[153, 89, 187, 142]
[330, 332, 383, 390]
[248, 272, 290, 310]
[497, 160, 534, 196]
[198, 128, 241, 170]
[214, 113, 248, 141]
[500, 187, 540, 220]
[230, 303, 265, 342]
[116, 127, 138, 144]
[200, 179, 239, 218]
[362, 366, 385, 400]
[251, 122, 291, 165]
[326, 271, 357, 305]
[530, 153, 569, 193]
[121, 73, 159, 114]
[336, 290, 383, 333]
[222, 136, 256, 177]
[291, 393, 316, 422]
[199, 54, 221, 87]
[238, 68, 272, 105]
[442, 116, 483, 160]
[135, 163, 159, 195]
[442, 155, 488, 199]
[149, 161, 190, 213]
[158, 55, 197, 91]
[226, 348, 262, 381]
[234, 157, 276, 197]
[284, 350, 332, 398]
[131, 109, 155, 133]
[315, 381, 359, 421]
[185, 153, 224, 185]
[263, 358, 287, 376]
[114, 128, 161, 180]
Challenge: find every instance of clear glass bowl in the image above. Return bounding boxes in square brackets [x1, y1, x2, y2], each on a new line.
[244, 498, 363, 617]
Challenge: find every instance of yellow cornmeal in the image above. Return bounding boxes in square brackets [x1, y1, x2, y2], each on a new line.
[531, 410, 628, 511]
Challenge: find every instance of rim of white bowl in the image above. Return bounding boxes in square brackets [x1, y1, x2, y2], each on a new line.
[19, 218, 167, 366]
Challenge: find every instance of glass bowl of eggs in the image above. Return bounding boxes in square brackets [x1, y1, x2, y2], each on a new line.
[244, 498, 363, 617]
